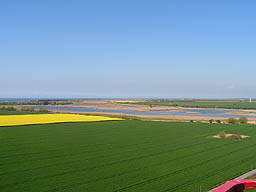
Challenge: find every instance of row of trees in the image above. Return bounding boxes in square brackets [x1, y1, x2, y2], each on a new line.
[191, 117, 249, 124]
[207, 117, 248, 124]
[21, 107, 48, 112]
[227, 117, 248, 124]
[0, 106, 48, 113]
[0, 106, 16, 111]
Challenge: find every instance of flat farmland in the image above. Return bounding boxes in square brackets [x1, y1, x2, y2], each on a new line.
[0, 110, 45, 115]
[135, 101, 256, 109]
[1, 120, 256, 192]
[0, 114, 122, 127]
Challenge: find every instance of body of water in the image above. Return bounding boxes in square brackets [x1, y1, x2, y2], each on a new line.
[34, 106, 256, 119]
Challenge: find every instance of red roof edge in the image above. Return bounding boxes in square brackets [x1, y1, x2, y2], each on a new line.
[213, 179, 256, 192]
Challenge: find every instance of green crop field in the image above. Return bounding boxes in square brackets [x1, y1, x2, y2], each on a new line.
[134, 101, 256, 109]
[1, 115, 256, 191]
[0, 109, 46, 115]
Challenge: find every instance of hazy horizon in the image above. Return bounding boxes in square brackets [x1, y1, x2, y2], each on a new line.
[0, 96, 254, 100]
[1, 0, 255, 98]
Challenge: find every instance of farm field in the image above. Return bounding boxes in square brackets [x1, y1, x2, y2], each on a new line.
[1, 117, 256, 192]
[0, 114, 122, 126]
[132, 101, 256, 109]
[0, 109, 46, 115]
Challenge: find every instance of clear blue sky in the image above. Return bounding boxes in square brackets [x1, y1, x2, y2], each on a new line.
[1, 0, 255, 98]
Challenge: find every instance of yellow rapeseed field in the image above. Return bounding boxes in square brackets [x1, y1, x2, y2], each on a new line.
[0, 114, 123, 126]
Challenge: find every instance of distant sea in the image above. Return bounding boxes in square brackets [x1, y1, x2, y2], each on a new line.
[0, 98, 66, 102]
[0, 98, 147, 102]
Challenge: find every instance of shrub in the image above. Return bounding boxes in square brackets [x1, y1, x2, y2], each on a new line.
[21, 107, 35, 112]
[227, 118, 238, 124]
[216, 120, 221, 124]
[209, 119, 214, 123]
[219, 131, 226, 138]
[190, 120, 194, 123]
[6, 106, 16, 111]
[239, 116, 248, 124]
[39, 108, 49, 113]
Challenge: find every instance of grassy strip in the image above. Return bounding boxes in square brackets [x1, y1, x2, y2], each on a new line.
[0, 109, 48, 115]
[128, 101, 256, 110]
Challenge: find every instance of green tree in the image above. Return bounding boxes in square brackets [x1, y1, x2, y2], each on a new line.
[239, 116, 248, 124]
[216, 120, 221, 124]
[227, 118, 237, 124]
[39, 108, 49, 113]
[219, 131, 226, 138]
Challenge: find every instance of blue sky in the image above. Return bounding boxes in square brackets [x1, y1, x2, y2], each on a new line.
[1, 0, 255, 98]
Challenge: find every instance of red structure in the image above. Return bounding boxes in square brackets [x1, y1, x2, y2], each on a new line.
[213, 180, 256, 192]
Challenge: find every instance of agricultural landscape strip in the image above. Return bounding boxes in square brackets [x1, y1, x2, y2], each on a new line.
[1, 110, 256, 191]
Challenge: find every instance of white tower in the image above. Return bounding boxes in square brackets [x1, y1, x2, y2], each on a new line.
[250, 97, 252, 103]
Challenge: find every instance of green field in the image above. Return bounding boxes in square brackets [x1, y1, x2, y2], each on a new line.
[134, 101, 256, 109]
[1, 116, 256, 191]
[0, 109, 47, 115]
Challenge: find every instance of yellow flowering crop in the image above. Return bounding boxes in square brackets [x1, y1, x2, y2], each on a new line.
[0, 114, 123, 127]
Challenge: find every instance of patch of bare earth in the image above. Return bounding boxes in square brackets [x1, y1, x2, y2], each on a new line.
[213, 134, 250, 139]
